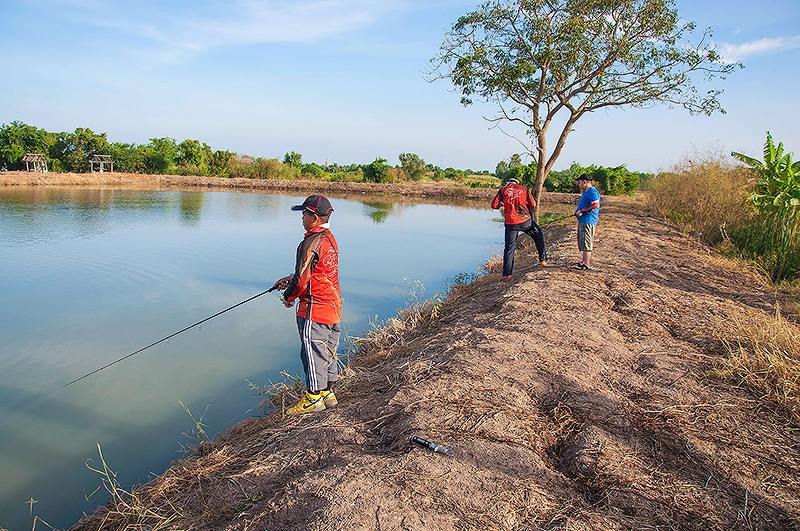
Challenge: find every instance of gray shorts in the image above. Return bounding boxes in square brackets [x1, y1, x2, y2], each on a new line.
[296, 316, 340, 392]
[578, 223, 596, 252]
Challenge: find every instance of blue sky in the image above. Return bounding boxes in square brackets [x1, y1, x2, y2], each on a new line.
[1, 0, 798, 171]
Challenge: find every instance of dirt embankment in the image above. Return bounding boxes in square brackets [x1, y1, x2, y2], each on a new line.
[0, 171, 577, 205]
[72, 200, 799, 530]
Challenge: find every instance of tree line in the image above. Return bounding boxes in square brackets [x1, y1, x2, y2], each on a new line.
[0, 121, 492, 184]
[0, 121, 649, 195]
[495, 153, 651, 195]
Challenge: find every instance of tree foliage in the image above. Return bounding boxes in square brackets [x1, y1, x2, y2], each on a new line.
[301, 162, 327, 178]
[362, 158, 392, 183]
[432, 0, 738, 213]
[143, 137, 179, 174]
[545, 162, 647, 195]
[0, 121, 492, 183]
[283, 151, 303, 168]
[730, 132, 800, 281]
[732, 132, 800, 213]
[51, 128, 109, 173]
[495, 153, 532, 183]
[0, 122, 57, 169]
[399, 153, 427, 180]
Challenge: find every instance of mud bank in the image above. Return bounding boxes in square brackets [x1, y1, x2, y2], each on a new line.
[0, 171, 581, 205]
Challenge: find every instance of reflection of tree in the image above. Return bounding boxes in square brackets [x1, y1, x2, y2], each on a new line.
[179, 192, 204, 225]
[362, 201, 395, 224]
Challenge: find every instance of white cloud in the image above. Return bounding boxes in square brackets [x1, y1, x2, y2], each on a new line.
[60, 0, 401, 62]
[719, 35, 800, 63]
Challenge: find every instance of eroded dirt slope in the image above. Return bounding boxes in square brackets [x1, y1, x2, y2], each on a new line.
[73, 201, 799, 530]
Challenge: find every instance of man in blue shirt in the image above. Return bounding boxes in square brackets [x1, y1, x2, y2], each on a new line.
[574, 174, 601, 270]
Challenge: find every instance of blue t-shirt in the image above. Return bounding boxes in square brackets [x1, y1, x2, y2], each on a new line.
[577, 186, 601, 225]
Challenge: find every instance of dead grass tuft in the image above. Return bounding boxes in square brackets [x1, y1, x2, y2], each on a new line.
[83, 444, 181, 530]
[351, 281, 445, 361]
[646, 157, 752, 246]
[714, 310, 800, 422]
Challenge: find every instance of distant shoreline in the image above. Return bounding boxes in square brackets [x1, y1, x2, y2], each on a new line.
[0, 171, 580, 205]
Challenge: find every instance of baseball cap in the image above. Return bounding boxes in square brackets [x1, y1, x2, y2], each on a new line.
[290, 194, 334, 216]
[575, 173, 592, 182]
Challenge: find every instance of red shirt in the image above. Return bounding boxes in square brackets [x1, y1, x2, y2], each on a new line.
[283, 226, 342, 325]
[491, 183, 537, 225]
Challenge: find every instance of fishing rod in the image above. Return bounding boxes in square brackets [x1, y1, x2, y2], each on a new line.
[540, 213, 575, 226]
[63, 282, 285, 388]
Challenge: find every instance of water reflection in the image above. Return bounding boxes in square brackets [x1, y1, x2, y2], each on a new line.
[0, 187, 500, 529]
[179, 192, 204, 225]
[362, 200, 397, 223]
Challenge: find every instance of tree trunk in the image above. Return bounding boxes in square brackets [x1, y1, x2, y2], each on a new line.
[531, 132, 548, 222]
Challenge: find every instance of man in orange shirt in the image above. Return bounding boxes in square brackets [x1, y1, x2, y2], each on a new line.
[491, 177, 549, 280]
[272, 195, 342, 415]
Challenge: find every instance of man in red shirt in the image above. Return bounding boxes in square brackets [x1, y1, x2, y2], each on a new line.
[491, 177, 549, 280]
[272, 194, 342, 415]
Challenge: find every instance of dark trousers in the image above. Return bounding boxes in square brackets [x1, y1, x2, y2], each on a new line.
[503, 220, 547, 276]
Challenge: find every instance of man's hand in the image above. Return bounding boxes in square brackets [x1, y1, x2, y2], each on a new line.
[574, 210, 582, 218]
[279, 293, 294, 308]
[270, 274, 293, 292]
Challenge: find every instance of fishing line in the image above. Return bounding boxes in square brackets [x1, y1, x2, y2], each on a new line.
[63, 286, 280, 388]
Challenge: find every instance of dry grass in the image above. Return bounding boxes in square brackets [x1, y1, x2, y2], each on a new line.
[83, 444, 181, 530]
[785, 281, 800, 319]
[350, 279, 446, 360]
[714, 310, 800, 422]
[646, 158, 752, 245]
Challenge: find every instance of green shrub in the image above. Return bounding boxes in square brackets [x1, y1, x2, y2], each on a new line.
[228, 156, 299, 180]
[283, 151, 302, 168]
[362, 158, 391, 183]
[0, 121, 57, 170]
[399, 153, 426, 180]
[731, 132, 800, 281]
[730, 214, 800, 282]
[546, 163, 651, 194]
[300, 163, 327, 179]
[326, 170, 363, 182]
[593, 165, 641, 195]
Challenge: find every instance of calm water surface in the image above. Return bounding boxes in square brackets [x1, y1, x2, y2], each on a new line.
[0, 187, 501, 529]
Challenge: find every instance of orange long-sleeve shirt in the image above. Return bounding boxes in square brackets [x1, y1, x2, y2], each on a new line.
[283, 225, 342, 325]
[491, 183, 536, 225]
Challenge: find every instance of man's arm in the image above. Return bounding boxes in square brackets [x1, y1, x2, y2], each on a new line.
[577, 200, 600, 214]
[526, 189, 537, 211]
[283, 243, 315, 303]
[491, 188, 503, 209]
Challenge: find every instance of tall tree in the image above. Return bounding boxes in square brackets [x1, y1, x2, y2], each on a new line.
[399, 152, 427, 180]
[177, 139, 212, 174]
[143, 137, 178, 174]
[283, 151, 303, 168]
[0, 122, 56, 169]
[52, 128, 109, 173]
[431, 0, 738, 214]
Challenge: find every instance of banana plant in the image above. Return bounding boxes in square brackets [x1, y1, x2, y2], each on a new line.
[732, 132, 800, 213]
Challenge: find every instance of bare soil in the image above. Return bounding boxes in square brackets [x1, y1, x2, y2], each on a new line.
[71, 198, 799, 530]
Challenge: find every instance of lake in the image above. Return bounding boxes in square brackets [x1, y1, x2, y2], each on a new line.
[0, 187, 502, 529]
